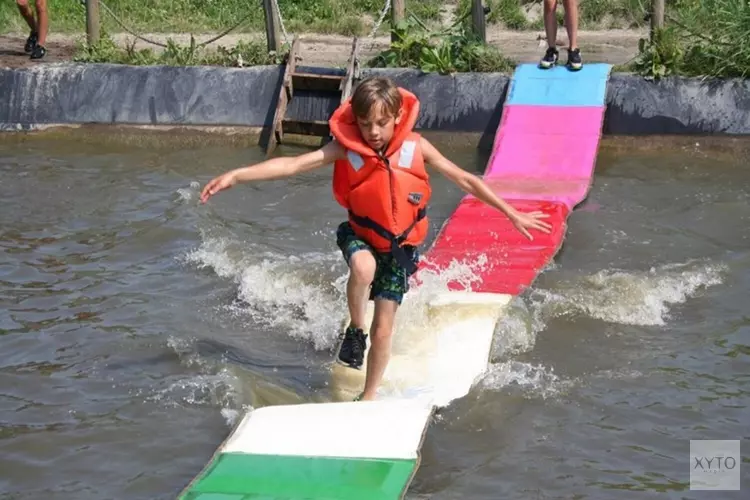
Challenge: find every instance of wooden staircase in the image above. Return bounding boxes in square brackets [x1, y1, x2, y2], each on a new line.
[266, 36, 361, 156]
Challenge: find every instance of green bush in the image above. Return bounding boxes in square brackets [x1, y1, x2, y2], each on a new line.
[632, 0, 750, 79]
[367, 18, 514, 74]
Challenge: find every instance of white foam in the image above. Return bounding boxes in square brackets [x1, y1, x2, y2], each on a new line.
[480, 361, 571, 400]
[183, 236, 345, 350]
[491, 296, 545, 359]
[175, 181, 201, 203]
[528, 260, 727, 326]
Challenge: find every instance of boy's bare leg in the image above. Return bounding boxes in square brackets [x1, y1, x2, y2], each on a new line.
[347, 251, 376, 328]
[563, 0, 579, 50]
[361, 298, 397, 401]
[16, 0, 37, 33]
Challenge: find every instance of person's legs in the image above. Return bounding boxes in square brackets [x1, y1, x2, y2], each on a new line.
[539, 0, 582, 70]
[358, 245, 418, 400]
[539, 0, 559, 69]
[346, 251, 376, 330]
[336, 222, 375, 369]
[360, 298, 397, 400]
[17, 0, 47, 59]
[16, 0, 38, 53]
[563, 0, 582, 70]
[16, 0, 36, 32]
[29, 0, 48, 59]
[563, 0, 579, 50]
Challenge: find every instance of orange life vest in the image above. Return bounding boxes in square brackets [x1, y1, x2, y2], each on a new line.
[328, 87, 431, 272]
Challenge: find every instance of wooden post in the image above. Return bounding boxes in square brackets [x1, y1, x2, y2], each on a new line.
[85, 0, 100, 46]
[262, 0, 281, 52]
[650, 0, 665, 40]
[471, 0, 486, 43]
[391, 0, 405, 44]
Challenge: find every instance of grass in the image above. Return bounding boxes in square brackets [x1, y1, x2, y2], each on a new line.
[72, 16, 515, 74]
[4, 0, 748, 79]
[0, 0, 444, 36]
[454, 0, 650, 30]
[0, 0, 655, 36]
[628, 0, 750, 79]
[72, 30, 286, 67]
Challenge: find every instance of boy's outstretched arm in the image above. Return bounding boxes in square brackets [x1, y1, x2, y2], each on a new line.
[420, 137, 552, 240]
[200, 140, 345, 203]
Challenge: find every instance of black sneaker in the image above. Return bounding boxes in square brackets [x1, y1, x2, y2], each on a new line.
[337, 325, 367, 369]
[567, 48, 583, 71]
[24, 32, 38, 53]
[539, 47, 558, 69]
[30, 45, 46, 60]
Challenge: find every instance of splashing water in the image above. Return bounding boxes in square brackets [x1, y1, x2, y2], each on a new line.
[180, 225, 727, 408]
[480, 361, 572, 400]
[183, 235, 346, 350]
[131, 336, 245, 418]
[528, 260, 726, 326]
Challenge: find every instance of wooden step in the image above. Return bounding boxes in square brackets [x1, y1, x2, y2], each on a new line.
[266, 36, 360, 157]
[291, 72, 345, 93]
[281, 118, 330, 137]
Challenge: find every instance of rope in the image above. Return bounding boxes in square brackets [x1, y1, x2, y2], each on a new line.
[363, 0, 470, 50]
[98, 0, 168, 48]
[96, 0, 257, 50]
[367, 0, 392, 39]
[194, 11, 259, 48]
[366, 0, 392, 48]
[269, 0, 291, 46]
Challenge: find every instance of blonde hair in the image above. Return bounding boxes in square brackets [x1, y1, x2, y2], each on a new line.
[351, 76, 401, 119]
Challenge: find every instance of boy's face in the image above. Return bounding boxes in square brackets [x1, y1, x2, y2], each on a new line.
[355, 102, 402, 152]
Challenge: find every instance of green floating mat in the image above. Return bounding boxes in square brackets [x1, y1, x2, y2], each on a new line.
[179, 400, 434, 500]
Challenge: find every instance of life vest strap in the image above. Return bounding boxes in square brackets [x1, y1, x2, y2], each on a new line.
[348, 208, 427, 274]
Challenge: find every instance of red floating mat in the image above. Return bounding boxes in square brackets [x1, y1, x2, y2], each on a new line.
[417, 198, 569, 295]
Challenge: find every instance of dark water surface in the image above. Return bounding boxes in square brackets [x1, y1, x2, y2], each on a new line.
[1, 132, 748, 499]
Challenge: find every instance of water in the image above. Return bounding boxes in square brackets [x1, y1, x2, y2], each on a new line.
[1, 132, 748, 499]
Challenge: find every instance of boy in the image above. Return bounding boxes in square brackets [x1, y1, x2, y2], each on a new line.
[539, 0, 581, 70]
[16, 0, 48, 59]
[200, 76, 552, 401]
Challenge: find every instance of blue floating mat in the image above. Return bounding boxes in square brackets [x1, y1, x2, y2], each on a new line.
[506, 63, 612, 107]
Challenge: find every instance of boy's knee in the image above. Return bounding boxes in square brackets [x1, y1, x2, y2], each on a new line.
[371, 322, 394, 341]
[544, 0, 557, 8]
[349, 251, 376, 284]
[372, 326, 393, 341]
[370, 298, 398, 340]
[16, 0, 29, 8]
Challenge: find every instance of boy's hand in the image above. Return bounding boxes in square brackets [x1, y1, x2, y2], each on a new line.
[509, 210, 553, 240]
[200, 171, 237, 203]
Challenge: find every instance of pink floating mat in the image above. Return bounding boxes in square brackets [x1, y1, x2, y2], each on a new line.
[484, 105, 605, 209]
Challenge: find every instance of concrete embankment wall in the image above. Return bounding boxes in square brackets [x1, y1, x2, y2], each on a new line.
[1, 63, 749, 138]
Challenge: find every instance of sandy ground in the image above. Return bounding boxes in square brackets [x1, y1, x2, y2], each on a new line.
[0, 27, 645, 69]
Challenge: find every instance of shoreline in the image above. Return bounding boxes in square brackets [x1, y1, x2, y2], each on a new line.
[2, 64, 749, 140]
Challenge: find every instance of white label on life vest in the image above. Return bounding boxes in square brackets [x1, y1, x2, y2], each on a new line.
[398, 141, 416, 169]
[347, 151, 365, 172]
